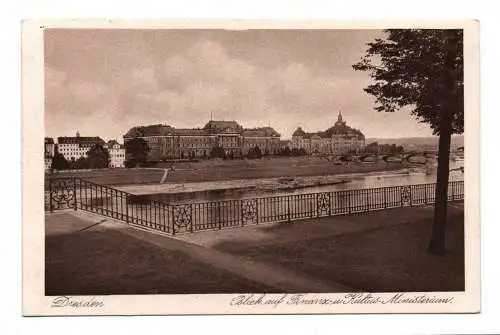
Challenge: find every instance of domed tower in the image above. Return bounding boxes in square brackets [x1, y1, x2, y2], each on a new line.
[292, 127, 306, 138]
[334, 111, 346, 127]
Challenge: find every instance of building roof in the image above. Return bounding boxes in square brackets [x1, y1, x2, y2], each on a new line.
[204, 120, 241, 129]
[203, 120, 243, 134]
[107, 140, 119, 147]
[324, 124, 365, 139]
[292, 127, 306, 137]
[57, 136, 105, 145]
[123, 124, 175, 137]
[174, 128, 210, 136]
[105, 140, 124, 149]
[242, 127, 280, 138]
[124, 121, 281, 138]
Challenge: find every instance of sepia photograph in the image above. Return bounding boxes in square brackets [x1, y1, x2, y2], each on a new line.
[22, 20, 480, 315]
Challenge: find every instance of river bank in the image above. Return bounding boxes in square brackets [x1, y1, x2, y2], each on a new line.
[47, 158, 421, 186]
[115, 168, 417, 196]
[161, 160, 420, 184]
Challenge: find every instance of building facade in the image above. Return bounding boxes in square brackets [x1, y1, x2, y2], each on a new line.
[44, 137, 55, 171]
[291, 112, 365, 155]
[104, 140, 126, 168]
[123, 120, 281, 160]
[57, 132, 106, 161]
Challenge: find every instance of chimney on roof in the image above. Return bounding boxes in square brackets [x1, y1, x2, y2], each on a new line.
[76, 131, 80, 137]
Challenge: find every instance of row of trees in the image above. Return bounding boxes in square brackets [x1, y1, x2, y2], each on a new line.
[124, 138, 149, 168]
[51, 144, 110, 170]
[209, 146, 309, 159]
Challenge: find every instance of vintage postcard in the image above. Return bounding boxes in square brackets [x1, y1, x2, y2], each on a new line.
[22, 19, 480, 315]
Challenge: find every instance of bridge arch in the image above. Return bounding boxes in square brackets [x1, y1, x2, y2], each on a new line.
[360, 153, 377, 162]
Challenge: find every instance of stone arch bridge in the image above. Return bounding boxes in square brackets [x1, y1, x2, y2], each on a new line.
[321, 151, 439, 164]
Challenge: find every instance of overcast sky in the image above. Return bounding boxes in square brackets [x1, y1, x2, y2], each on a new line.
[44, 29, 434, 141]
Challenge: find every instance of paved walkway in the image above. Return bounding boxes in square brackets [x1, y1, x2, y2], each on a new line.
[45, 203, 463, 293]
[173, 205, 463, 249]
[46, 210, 351, 293]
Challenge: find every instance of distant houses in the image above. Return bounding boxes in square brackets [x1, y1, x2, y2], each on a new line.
[104, 140, 126, 168]
[57, 131, 105, 162]
[44, 137, 55, 171]
[44, 132, 125, 171]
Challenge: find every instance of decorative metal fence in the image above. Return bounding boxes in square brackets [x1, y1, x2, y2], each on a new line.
[45, 177, 464, 235]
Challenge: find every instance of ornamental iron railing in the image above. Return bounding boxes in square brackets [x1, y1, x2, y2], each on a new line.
[45, 177, 464, 235]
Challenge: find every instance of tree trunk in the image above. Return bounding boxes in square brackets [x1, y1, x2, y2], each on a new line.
[428, 112, 452, 254]
[428, 31, 458, 255]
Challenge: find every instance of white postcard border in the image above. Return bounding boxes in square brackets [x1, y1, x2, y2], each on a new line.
[22, 19, 480, 316]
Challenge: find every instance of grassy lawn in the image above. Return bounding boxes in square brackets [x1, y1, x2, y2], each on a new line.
[164, 161, 415, 183]
[216, 210, 465, 292]
[46, 158, 416, 185]
[45, 226, 279, 295]
[46, 168, 165, 186]
[46, 158, 414, 185]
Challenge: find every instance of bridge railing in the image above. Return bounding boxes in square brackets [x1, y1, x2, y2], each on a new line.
[45, 178, 464, 235]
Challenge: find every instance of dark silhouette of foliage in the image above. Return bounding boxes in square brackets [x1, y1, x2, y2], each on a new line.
[125, 138, 150, 168]
[291, 148, 307, 157]
[280, 147, 292, 156]
[74, 156, 89, 170]
[51, 151, 70, 170]
[247, 146, 262, 159]
[209, 146, 226, 159]
[86, 143, 110, 169]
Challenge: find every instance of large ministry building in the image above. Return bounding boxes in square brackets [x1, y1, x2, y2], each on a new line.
[123, 120, 281, 160]
[291, 112, 366, 155]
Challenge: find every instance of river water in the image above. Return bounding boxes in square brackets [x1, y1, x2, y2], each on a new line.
[147, 159, 464, 204]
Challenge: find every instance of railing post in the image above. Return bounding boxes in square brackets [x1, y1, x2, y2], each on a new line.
[73, 178, 77, 211]
[316, 193, 319, 218]
[49, 179, 53, 212]
[190, 204, 194, 233]
[287, 196, 291, 222]
[328, 192, 332, 217]
[365, 190, 369, 211]
[125, 194, 129, 224]
[451, 182, 455, 201]
[400, 186, 404, 208]
[256, 199, 259, 224]
[409, 186, 413, 207]
[383, 187, 387, 209]
[171, 206, 176, 236]
[424, 184, 428, 204]
[218, 202, 222, 230]
[240, 200, 244, 227]
[347, 191, 352, 214]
